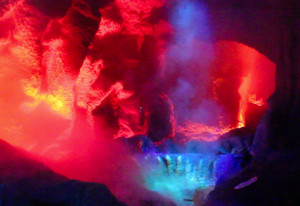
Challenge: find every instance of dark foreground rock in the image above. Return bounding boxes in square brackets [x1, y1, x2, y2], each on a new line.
[1, 180, 125, 206]
[204, 151, 300, 206]
[0, 139, 125, 206]
[218, 127, 254, 157]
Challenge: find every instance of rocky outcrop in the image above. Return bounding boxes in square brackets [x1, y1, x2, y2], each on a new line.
[0, 139, 124, 206]
[217, 127, 254, 157]
[200, 0, 300, 158]
[204, 152, 300, 206]
[200, 1, 300, 205]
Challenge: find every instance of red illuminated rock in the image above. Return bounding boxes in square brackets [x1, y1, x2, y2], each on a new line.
[1, 0, 300, 205]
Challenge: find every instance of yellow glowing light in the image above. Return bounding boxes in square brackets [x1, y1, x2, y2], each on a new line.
[237, 111, 246, 128]
[24, 86, 71, 118]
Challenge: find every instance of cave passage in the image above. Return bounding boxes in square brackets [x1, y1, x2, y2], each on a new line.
[1, 1, 298, 206]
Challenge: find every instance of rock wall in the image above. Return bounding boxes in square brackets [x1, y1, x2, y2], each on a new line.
[201, 0, 300, 158]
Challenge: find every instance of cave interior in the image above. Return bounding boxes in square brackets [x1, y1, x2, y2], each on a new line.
[0, 0, 299, 206]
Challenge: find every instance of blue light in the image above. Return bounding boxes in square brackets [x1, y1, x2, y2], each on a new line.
[171, 0, 211, 44]
[139, 153, 217, 205]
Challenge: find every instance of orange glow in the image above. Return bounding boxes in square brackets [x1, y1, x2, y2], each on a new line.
[235, 42, 275, 128]
[177, 121, 233, 142]
[248, 94, 264, 107]
[237, 75, 251, 128]
[237, 109, 246, 128]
